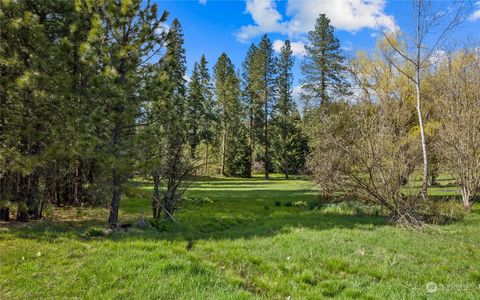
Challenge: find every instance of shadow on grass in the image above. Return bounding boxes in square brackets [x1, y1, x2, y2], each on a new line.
[0, 208, 388, 244]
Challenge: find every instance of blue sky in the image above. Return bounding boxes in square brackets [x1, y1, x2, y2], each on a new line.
[157, 0, 480, 90]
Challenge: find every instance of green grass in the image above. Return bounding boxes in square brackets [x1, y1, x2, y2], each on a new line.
[1, 174, 480, 299]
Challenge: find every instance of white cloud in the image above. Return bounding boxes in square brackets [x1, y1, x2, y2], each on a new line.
[272, 39, 306, 56]
[236, 0, 397, 42]
[472, 10, 480, 20]
[470, 1, 480, 21]
[199, 0, 207, 5]
[237, 0, 286, 42]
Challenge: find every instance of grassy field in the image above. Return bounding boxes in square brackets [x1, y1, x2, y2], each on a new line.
[1, 174, 479, 299]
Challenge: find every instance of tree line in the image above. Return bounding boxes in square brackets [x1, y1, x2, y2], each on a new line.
[1, 0, 478, 227]
[0, 0, 308, 225]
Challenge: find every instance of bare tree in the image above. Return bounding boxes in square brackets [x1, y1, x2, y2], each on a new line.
[432, 45, 480, 209]
[309, 49, 425, 226]
[382, 0, 467, 200]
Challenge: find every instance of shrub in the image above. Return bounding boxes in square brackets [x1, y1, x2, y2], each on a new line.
[274, 201, 282, 207]
[148, 219, 173, 232]
[423, 199, 466, 225]
[284, 201, 293, 207]
[86, 227, 105, 237]
[308, 99, 424, 226]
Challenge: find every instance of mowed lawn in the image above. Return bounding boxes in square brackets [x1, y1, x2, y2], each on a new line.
[1, 174, 479, 299]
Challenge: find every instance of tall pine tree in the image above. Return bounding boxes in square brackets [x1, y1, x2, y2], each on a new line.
[80, 0, 169, 225]
[214, 53, 250, 177]
[149, 18, 189, 219]
[301, 14, 350, 110]
[197, 55, 216, 174]
[241, 44, 258, 173]
[251, 35, 277, 179]
[187, 62, 203, 158]
[274, 40, 296, 179]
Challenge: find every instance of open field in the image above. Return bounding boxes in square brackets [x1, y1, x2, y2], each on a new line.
[1, 174, 479, 299]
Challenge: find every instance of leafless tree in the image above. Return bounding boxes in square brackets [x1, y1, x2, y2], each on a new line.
[382, 0, 468, 200]
[431, 44, 480, 209]
[308, 49, 426, 226]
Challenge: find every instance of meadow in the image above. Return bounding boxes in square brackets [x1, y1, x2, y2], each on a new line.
[1, 174, 479, 299]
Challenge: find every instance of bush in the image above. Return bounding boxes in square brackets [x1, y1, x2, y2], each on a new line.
[86, 227, 107, 237]
[424, 199, 466, 225]
[148, 219, 173, 232]
[284, 201, 293, 207]
[274, 201, 282, 207]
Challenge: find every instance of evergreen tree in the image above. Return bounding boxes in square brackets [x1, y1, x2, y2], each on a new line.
[214, 53, 250, 177]
[197, 55, 216, 174]
[274, 40, 296, 179]
[149, 18, 190, 219]
[251, 35, 277, 179]
[187, 62, 203, 158]
[301, 14, 350, 110]
[0, 0, 81, 221]
[80, 0, 169, 225]
[241, 44, 258, 173]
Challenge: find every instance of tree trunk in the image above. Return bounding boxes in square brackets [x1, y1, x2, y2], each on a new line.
[264, 100, 269, 180]
[73, 167, 78, 206]
[248, 113, 253, 174]
[152, 171, 160, 219]
[221, 121, 226, 176]
[0, 172, 8, 221]
[16, 174, 29, 222]
[415, 66, 428, 200]
[108, 170, 121, 226]
[108, 125, 122, 226]
[461, 186, 472, 210]
[26, 169, 41, 220]
[0, 208, 9, 221]
[204, 143, 209, 174]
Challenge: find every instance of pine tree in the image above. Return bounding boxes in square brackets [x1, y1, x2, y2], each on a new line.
[79, 0, 169, 225]
[149, 18, 189, 219]
[251, 35, 277, 179]
[241, 44, 258, 174]
[274, 40, 296, 179]
[187, 62, 203, 158]
[186, 54, 215, 164]
[197, 55, 216, 174]
[301, 14, 350, 110]
[0, 0, 81, 221]
[214, 53, 250, 177]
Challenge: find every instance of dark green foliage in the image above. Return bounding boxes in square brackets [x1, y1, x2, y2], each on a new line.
[250, 35, 277, 179]
[301, 14, 350, 111]
[187, 62, 204, 158]
[187, 55, 216, 161]
[145, 18, 192, 220]
[241, 44, 259, 171]
[272, 40, 309, 177]
[214, 53, 250, 178]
